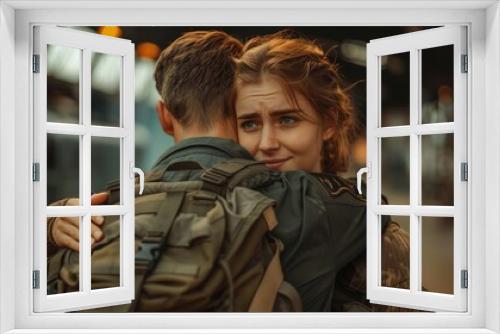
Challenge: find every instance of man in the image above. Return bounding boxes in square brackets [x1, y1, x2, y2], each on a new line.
[49, 30, 405, 312]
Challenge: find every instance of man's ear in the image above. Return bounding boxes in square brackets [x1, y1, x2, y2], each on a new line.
[156, 100, 174, 136]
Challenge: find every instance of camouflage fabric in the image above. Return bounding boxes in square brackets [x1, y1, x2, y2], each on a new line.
[332, 221, 413, 312]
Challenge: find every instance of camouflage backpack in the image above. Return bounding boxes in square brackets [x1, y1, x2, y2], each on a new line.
[48, 159, 302, 312]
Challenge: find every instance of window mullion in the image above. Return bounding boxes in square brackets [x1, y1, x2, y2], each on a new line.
[80, 47, 92, 294]
[409, 48, 421, 293]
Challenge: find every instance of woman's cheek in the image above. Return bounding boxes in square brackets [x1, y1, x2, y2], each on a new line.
[283, 124, 318, 154]
[237, 131, 259, 155]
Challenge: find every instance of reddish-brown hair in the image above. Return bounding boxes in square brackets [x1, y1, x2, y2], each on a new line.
[235, 32, 356, 172]
[154, 31, 243, 129]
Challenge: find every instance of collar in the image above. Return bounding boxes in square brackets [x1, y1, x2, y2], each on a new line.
[152, 136, 254, 168]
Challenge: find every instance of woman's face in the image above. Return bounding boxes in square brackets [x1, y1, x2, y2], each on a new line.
[235, 75, 334, 172]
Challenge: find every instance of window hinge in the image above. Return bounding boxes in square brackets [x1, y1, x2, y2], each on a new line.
[32, 163, 40, 182]
[32, 270, 40, 289]
[461, 270, 468, 289]
[461, 162, 468, 181]
[32, 55, 40, 73]
[461, 54, 468, 73]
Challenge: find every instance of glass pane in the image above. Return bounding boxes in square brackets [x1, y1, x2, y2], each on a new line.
[381, 52, 410, 127]
[91, 52, 121, 127]
[422, 217, 454, 294]
[47, 133, 80, 205]
[381, 137, 410, 205]
[91, 137, 121, 204]
[47, 216, 80, 295]
[92, 215, 120, 290]
[47, 44, 80, 124]
[421, 134, 454, 206]
[381, 215, 410, 290]
[421, 45, 454, 124]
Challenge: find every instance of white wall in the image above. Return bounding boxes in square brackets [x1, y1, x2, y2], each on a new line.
[485, 2, 500, 333]
[0, 2, 16, 333]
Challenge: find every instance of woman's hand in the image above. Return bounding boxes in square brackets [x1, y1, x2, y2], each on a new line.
[50, 192, 108, 252]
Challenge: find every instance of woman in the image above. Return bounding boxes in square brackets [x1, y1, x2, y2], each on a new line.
[234, 33, 355, 175]
[233, 33, 411, 312]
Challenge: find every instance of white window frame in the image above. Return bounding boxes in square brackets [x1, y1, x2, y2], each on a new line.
[0, 1, 499, 333]
[366, 26, 468, 312]
[32, 26, 136, 312]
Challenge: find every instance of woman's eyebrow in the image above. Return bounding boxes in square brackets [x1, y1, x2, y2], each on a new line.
[269, 109, 302, 116]
[237, 109, 302, 120]
[236, 112, 258, 120]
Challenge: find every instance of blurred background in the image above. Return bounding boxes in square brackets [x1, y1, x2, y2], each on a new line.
[46, 26, 454, 304]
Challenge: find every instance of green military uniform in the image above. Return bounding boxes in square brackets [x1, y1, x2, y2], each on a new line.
[146, 137, 370, 312]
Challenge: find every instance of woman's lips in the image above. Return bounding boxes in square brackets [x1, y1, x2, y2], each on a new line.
[262, 157, 292, 170]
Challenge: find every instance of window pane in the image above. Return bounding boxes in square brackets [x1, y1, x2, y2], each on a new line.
[47, 45, 80, 124]
[381, 52, 410, 127]
[47, 134, 80, 205]
[381, 137, 410, 205]
[381, 215, 410, 290]
[422, 217, 454, 294]
[92, 215, 121, 290]
[91, 137, 121, 204]
[91, 53, 121, 127]
[47, 216, 80, 295]
[421, 134, 454, 206]
[421, 45, 454, 124]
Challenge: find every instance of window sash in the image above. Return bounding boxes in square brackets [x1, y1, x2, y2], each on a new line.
[366, 26, 468, 312]
[32, 26, 136, 313]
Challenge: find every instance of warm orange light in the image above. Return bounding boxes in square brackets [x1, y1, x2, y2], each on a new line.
[438, 85, 453, 104]
[352, 137, 367, 165]
[98, 26, 122, 38]
[137, 42, 161, 60]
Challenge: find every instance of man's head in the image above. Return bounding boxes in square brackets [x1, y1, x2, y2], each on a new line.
[154, 31, 243, 141]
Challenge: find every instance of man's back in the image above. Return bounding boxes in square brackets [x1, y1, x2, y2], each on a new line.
[149, 137, 368, 311]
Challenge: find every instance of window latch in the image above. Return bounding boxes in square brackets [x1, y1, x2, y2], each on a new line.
[356, 162, 371, 195]
[130, 162, 144, 195]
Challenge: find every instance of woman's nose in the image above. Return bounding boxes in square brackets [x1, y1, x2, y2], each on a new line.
[258, 126, 280, 152]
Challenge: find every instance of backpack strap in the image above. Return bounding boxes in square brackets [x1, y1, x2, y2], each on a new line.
[200, 159, 271, 195]
[131, 190, 186, 311]
[274, 281, 303, 312]
[248, 235, 284, 312]
[165, 160, 203, 171]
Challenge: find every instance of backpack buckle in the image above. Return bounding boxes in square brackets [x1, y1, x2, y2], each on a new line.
[135, 238, 161, 268]
[200, 167, 231, 185]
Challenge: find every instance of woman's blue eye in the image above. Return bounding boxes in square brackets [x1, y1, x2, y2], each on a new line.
[240, 120, 259, 131]
[280, 115, 297, 126]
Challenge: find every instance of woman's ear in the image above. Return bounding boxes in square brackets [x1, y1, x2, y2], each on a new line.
[156, 100, 174, 136]
[322, 126, 335, 141]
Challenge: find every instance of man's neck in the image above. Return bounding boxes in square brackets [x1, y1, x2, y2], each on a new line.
[173, 120, 237, 142]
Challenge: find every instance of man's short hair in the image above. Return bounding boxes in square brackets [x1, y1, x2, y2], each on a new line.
[154, 31, 243, 129]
